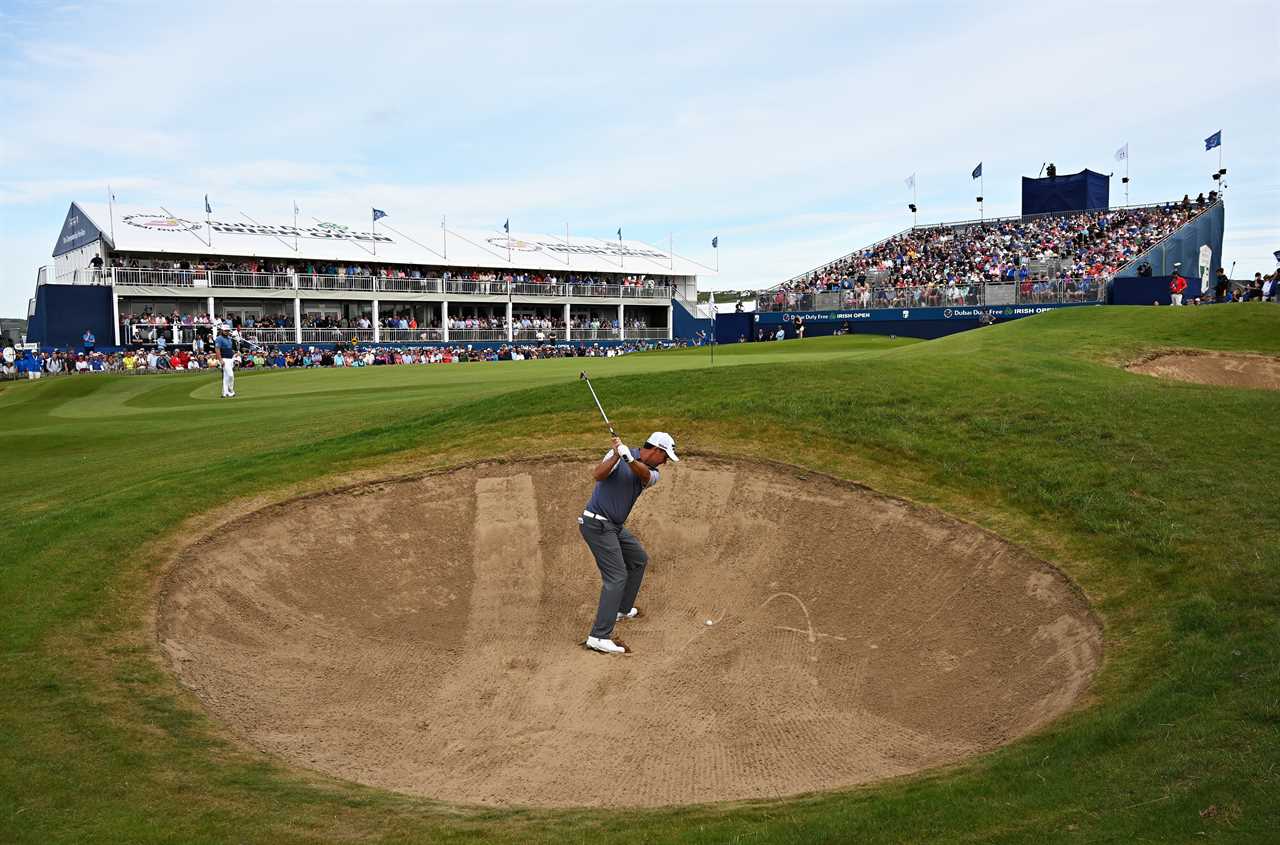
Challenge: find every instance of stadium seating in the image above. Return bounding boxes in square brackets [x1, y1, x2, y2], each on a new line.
[759, 198, 1214, 312]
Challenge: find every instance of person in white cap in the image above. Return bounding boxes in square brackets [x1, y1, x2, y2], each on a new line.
[580, 430, 678, 654]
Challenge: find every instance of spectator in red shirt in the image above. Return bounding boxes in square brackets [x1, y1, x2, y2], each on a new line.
[1169, 270, 1187, 306]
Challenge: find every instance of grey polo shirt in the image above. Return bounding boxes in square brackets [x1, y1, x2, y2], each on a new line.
[584, 451, 658, 524]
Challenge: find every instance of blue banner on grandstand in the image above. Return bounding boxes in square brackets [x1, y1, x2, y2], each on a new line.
[52, 202, 105, 257]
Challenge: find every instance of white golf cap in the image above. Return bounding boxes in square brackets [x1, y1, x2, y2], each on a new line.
[647, 431, 679, 462]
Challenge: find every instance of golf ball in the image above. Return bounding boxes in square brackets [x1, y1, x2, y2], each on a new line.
[705, 619, 714, 626]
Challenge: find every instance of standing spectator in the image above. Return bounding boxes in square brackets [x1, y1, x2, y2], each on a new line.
[1214, 267, 1229, 302]
[82, 329, 96, 354]
[1169, 270, 1187, 306]
[795, 317, 805, 339]
[90, 253, 104, 281]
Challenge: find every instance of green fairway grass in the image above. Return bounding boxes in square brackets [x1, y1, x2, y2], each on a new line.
[2, 306, 1277, 843]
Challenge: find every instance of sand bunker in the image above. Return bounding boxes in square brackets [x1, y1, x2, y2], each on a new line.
[1129, 351, 1280, 391]
[157, 457, 1100, 808]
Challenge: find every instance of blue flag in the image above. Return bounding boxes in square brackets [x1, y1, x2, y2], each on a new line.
[617, 227, 622, 240]
[971, 162, 982, 180]
[1274, 249, 1280, 262]
[204, 194, 212, 214]
[1205, 131, 1221, 151]
[503, 219, 509, 233]
[372, 208, 387, 222]
[712, 236, 719, 249]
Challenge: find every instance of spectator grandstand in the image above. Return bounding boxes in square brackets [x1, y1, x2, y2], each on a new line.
[758, 199, 1215, 313]
[29, 201, 695, 349]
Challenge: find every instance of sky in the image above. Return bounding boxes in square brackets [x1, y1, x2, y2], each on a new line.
[1, 0, 1277, 316]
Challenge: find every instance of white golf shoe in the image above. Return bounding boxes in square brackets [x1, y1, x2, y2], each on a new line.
[585, 636, 631, 655]
[616, 607, 642, 622]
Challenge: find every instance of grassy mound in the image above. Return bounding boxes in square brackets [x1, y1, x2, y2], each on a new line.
[2, 304, 1277, 843]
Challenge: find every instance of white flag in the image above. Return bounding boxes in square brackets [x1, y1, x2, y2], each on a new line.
[1115, 143, 1128, 162]
[904, 173, 915, 190]
[293, 201, 300, 215]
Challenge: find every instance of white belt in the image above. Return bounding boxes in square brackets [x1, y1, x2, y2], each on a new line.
[582, 510, 609, 521]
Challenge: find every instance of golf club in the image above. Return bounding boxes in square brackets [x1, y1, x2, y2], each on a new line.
[578, 371, 617, 437]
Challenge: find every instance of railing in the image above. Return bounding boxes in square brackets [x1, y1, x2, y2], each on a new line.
[102, 267, 675, 299]
[378, 277, 442, 294]
[569, 327, 621, 340]
[123, 322, 181, 344]
[296, 273, 376, 292]
[300, 327, 374, 343]
[207, 270, 295, 290]
[513, 328, 563, 342]
[625, 327, 669, 339]
[448, 329, 509, 342]
[381, 327, 444, 342]
[236, 327, 296, 346]
[444, 280, 508, 296]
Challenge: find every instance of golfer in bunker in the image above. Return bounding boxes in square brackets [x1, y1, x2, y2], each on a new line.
[581, 432, 678, 654]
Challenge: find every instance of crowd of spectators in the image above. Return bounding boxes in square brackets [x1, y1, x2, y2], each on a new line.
[760, 200, 1210, 311]
[1, 338, 687, 381]
[119, 309, 652, 341]
[106, 254, 673, 295]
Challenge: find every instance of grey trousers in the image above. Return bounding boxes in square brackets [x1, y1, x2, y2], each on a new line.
[580, 518, 649, 638]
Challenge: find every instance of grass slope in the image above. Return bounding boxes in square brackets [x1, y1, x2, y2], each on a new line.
[2, 306, 1277, 843]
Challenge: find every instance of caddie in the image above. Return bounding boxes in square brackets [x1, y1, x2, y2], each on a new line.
[580, 431, 678, 655]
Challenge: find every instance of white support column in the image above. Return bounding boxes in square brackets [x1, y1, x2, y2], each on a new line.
[563, 302, 571, 341]
[442, 300, 450, 343]
[372, 298, 380, 343]
[207, 295, 215, 324]
[111, 292, 120, 346]
[667, 303, 673, 340]
[618, 302, 625, 340]
[293, 297, 302, 345]
[506, 299, 513, 342]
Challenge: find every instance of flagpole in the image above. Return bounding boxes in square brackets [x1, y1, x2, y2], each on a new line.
[913, 177, 918, 228]
[293, 202, 299, 252]
[980, 172, 985, 221]
[565, 222, 570, 270]
[442, 215, 447, 260]
[107, 186, 116, 246]
[669, 232, 673, 271]
[1126, 149, 1130, 205]
[372, 209, 377, 257]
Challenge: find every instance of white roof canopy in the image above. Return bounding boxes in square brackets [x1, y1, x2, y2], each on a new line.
[63, 202, 713, 278]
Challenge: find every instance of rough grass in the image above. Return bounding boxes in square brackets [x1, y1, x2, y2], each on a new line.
[2, 305, 1278, 843]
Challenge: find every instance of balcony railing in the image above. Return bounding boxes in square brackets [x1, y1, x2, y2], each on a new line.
[513, 328, 564, 342]
[448, 329, 509, 342]
[569, 327, 621, 340]
[236, 327, 296, 346]
[102, 267, 674, 299]
[381, 327, 444, 342]
[300, 327, 374, 343]
[625, 327, 670, 339]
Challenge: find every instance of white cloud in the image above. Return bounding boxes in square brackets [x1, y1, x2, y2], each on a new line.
[1, 0, 1278, 312]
